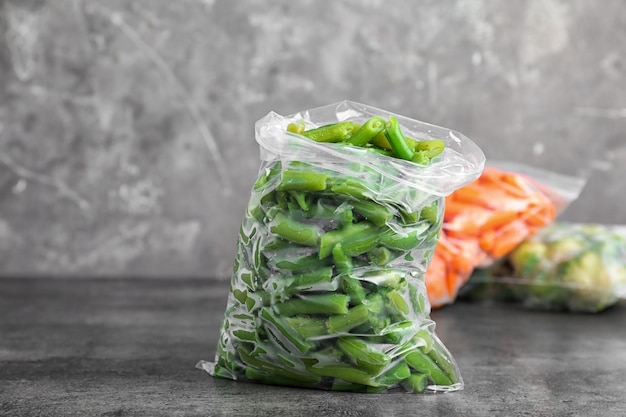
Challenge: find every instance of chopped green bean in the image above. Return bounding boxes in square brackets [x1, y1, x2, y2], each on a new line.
[347, 116, 386, 147]
[277, 170, 329, 192]
[337, 337, 391, 375]
[385, 116, 415, 161]
[302, 121, 356, 143]
[274, 294, 350, 316]
[327, 303, 370, 333]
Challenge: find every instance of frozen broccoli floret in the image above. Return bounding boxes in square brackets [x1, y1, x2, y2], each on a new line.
[508, 241, 547, 277]
[544, 237, 585, 264]
[555, 251, 613, 311]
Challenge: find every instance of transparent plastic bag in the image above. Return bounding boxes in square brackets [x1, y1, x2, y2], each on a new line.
[425, 162, 586, 309]
[199, 101, 485, 393]
[461, 223, 626, 313]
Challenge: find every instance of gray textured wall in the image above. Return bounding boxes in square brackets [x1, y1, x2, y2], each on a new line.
[0, 0, 625, 278]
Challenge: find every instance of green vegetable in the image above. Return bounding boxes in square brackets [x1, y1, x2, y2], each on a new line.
[302, 121, 357, 143]
[465, 222, 626, 313]
[269, 212, 321, 247]
[208, 111, 464, 394]
[274, 294, 350, 316]
[385, 116, 415, 161]
[347, 116, 386, 147]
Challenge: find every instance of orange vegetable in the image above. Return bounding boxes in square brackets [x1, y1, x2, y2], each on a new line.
[425, 166, 558, 309]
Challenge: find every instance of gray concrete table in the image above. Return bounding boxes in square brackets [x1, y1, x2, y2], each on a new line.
[1, 278, 625, 417]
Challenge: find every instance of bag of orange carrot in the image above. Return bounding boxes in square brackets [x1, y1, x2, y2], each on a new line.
[425, 162, 586, 309]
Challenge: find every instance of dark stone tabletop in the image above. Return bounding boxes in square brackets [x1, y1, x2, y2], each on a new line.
[1, 278, 625, 417]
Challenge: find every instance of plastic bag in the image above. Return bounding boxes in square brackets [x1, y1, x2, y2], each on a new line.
[461, 223, 626, 313]
[425, 162, 586, 309]
[199, 101, 485, 393]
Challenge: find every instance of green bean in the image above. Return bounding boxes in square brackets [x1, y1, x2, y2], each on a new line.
[411, 150, 430, 165]
[381, 320, 414, 344]
[385, 116, 415, 161]
[272, 253, 330, 272]
[302, 121, 356, 143]
[360, 269, 403, 288]
[376, 361, 411, 386]
[319, 222, 380, 259]
[259, 307, 316, 354]
[342, 276, 367, 305]
[416, 139, 445, 159]
[404, 350, 452, 386]
[277, 170, 329, 192]
[427, 340, 460, 384]
[274, 294, 350, 316]
[303, 361, 379, 387]
[286, 120, 306, 134]
[347, 116, 386, 147]
[402, 372, 428, 393]
[331, 243, 353, 275]
[287, 267, 334, 291]
[337, 337, 391, 375]
[285, 316, 329, 339]
[380, 226, 428, 251]
[367, 246, 395, 266]
[330, 178, 372, 200]
[386, 289, 410, 317]
[237, 345, 320, 384]
[350, 199, 394, 226]
[420, 203, 439, 224]
[233, 329, 258, 343]
[270, 212, 321, 247]
[327, 303, 370, 333]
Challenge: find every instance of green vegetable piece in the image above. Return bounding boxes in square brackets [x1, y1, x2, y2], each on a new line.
[277, 170, 329, 192]
[303, 361, 379, 387]
[342, 276, 367, 305]
[405, 351, 452, 386]
[387, 289, 410, 317]
[350, 200, 394, 226]
[244, 366, 318, 389]
[259, 307, 316, 354]
[384, 116, 415, 161]
[237, 345, 321, 384]
[380, 228, 426, 251]
[233, 329, 257, 342]
[337, 337, 391, 375]
[302, 121, 357, 143]
[273, 253, 329, 272]
[332, 243, 353, 275]
[426, 342, 459, 384]
[285, 316, 329, 339]
[274, 294, 350, 316]
[367, 247, 395, 266]
[327, 304, 370, 333]
[381, 320, 414, 344]
[286, 267, 334, 293]
[415, 139, 445, 159]
[286, 120, 306, 134]
[330, 178, 371, 200]
[411, 150, 430, 165]
[347, 116, 387, 147]
[270, 212, 321, 247]
[319, 222, 380, 259]
[360, 269, 403, 288]
[288, 191, 312, 211]
[420, 203, 439, 224]
[402, 372, 428, 393]
[376, 361, 411, 386]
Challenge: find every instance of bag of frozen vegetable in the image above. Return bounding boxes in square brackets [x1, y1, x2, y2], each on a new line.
[461, 222, 626, 313]
[198, 100, 485, 393]
[425, 162, 586, 309]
